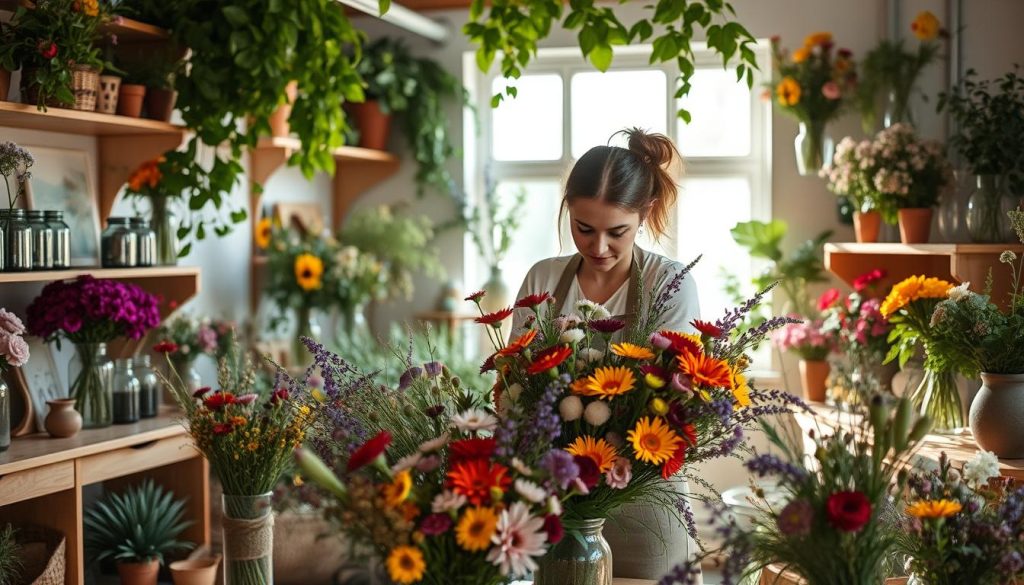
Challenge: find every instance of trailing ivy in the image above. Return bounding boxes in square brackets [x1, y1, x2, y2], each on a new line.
[463, 0, 760, 122]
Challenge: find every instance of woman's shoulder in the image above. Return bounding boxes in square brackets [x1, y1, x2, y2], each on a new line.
[639, 249, 697, 284]
[521, 254, 577, 286]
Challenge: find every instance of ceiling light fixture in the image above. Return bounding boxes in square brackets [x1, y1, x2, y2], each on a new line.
[336, 0, 449, 43]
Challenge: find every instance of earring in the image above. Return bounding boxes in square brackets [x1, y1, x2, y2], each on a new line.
[638, 224, 645, 236]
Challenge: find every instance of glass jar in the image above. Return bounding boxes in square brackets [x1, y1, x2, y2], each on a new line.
[129, 217, 157, 267]
[45, 210, 71, 269]
[966, 175, 1009, 243]
[101, 217, 138, 267]
[150, 195, 179, 266]
[112, 358, 140, 424]
[534, 518, 612, 585]
[2, 208, 33, 271]
[69, 342, 114, 428]
[27, 209, 54, 270]
[794, 120, 834, 177]
[133, 354, 160, 418]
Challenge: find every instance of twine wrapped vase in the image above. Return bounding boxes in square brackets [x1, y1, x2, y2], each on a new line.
[221, 493, 274, 585]
[70, 65, 100, 111]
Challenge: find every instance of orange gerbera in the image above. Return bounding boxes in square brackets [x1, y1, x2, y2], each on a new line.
[580, 366, 636, 399]
[565, 435, 618, 473]
[906, 499, 962, 519]
[792, 46, 810, 63]
[570, 377, 590, 395]
[255, 217, 272, 249]
[499, 329, 537, 356]
[610, 342, 655, 360]
[447, 459, 511, 506]
[776, 77, 801, 107]
[677, 351, 733, 389]
[526, 345, 572, 374]
[628, 417, 683, 465]
[128, 158, 163, 192]
[880, 275, 953, 317]
[911, 10, 940, 41]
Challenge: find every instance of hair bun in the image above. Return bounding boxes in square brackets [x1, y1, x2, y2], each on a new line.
[623, 127, 675, 169]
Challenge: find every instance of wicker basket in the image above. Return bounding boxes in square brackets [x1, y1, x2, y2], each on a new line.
[70, 65, 99, 112]
[15, 525, 65, 585]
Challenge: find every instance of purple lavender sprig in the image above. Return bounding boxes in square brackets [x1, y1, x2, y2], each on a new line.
[713, 281, 779, 338]
[745, 453, 808, 482]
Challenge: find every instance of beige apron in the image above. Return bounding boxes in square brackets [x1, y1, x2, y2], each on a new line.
[551, 245, 702, 581]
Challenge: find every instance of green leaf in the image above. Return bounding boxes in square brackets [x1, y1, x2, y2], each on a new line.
[589, 44, 613, 72]
[221, 6, 249, 27]
[730, 220, 788, 262]
[579, 27, 598, 56]
[491, 93, 503, 108]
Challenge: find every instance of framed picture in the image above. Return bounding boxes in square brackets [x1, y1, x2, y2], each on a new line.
[15, 337, 65, 432]
[24, 146, 101, 266]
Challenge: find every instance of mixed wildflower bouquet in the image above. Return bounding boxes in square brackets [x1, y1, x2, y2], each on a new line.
[769, 32, 857, 125]
[824, 124, 952, 221]
[881, 275, 960, 430]
[0, 308, 29, 373]
[771, 318, 833, 361]
[661, 396, 932, 585]
[820, 271, 892, 362]
[469, 263, 803, 526]
[154, 314, 235, 361]
[896, 451, 1024, 585]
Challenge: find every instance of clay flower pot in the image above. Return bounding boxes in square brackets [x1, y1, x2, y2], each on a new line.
[44, 398, 82, 438]
[853, 210, 881, 243]
[898, 208, 933, 244]
[348, 99, 392, 150]
[117, 84, 147, 118]
[170, 555, 221, 585]
[117, 559, 159, 585]
[145, 87, 178, 122]
[799, 359, 830, 402]
[268, 81, 298, 137]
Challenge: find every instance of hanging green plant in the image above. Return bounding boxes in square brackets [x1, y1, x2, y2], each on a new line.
[463, 0, 760, 122]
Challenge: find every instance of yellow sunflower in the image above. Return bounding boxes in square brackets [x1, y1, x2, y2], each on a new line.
[610, 342, 655, 360]
[906, 499, 962, 519]
[731, 368, 752, 409]
[565, 435, 618, 473]
[628, 417, 683, 465]
[880, 275, 953, 317]
[581, 366, 636, 399]
[386, 545, 426, 584]
[792, 46, 810, 63]
[776, 77, 801, 107]
[382, 469, 412, 508]
[803, 32, 833, 47]
[294, 253, 324, 291]
[255, 217, 272, 249]
[455, 506, 498, 552]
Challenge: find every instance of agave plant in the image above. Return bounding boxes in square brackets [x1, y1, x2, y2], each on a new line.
[84, 480, 194, 565]
[0, 524, 22, 585]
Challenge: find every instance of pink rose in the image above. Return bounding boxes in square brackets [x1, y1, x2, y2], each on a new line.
[605, 457, 632, 489]
[822, 81, 841, 100]
[0, 334, 30, 368]
[0, 309, 25, 336]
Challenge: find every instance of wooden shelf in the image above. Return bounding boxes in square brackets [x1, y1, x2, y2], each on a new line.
[0, 265, 198, 285]
[0, 100, 183, 136]
[0, 2, 169, 42]
[825, 242, 1024, 306]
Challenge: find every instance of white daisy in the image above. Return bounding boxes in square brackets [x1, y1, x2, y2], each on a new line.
[451, 408, 498, 433]
[510, 457, 533, 477]
[575, 299, 602, 317]
[948, 282, 973, 302]
[963, 450, 1000, 489]
[418, 432, 450, 453]
[514, 479, 547, 504]
[559, 328, 585, 344]
[486, 502, 548, 577]
[559, 396, 583, 421]
[391, 452, 422, 474]
[431, 490, 467, 513]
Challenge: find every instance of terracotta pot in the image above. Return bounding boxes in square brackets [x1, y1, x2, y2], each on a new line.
[44, 398, 82, 438]
[970, 373, 1024, 458]
[348, 99, 392, 150]
[117, 559, 159, 585]
[97, 75, 122, 114]
[117, 84, 147, 117]
[0, 68, 10, 102]
[144, 87, 178, 122]
[268, 81, 298, 137]
[169, 555, 221, 585]
[898, 207, 933, 244]
[799, 359, 830, 402]
[853, 210, 881, 243]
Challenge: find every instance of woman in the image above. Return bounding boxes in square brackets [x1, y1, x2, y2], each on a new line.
[510, 128, 702, 581]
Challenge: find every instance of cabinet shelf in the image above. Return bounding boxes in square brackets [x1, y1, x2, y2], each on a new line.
[0, 101, 184, 136]
[0, 2, 169, 42]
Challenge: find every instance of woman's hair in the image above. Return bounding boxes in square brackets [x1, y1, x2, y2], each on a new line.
[559, 127, 683, 241]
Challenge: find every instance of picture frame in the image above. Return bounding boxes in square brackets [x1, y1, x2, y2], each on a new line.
[23, 145, 101, 267]
[14, 337, 66, 432]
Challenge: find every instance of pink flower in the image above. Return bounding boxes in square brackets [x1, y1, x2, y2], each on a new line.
[419, 513, 452, 536]
[486, 502, 549, 577]
[0, 309, 25, 336]
[0, 334, 30, 367]
[822, 81, 842, 100]
[605, 457, 632, 489]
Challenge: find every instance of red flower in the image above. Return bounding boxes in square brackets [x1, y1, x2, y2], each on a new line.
[817, 288, 841, 311]
[661, 445, 686, 479]
[543, 514, 564, 544]
[678, 423, 697, 446]
[588, 318, 626, 334]
[38, 41, 58, 60]
[203, 392, 236, 411]
[498, 329, 537, 357]
[853, 269, 887, 293]
[573, 455, 600, 489]
[479, 352, 497, 374]
[213, 422, 234, 435]
[347, 431, 392, 473]
[660, 330, 702, 356]
[447, 459, 511, 506]
[449, 437, 496, 464]
[465, 290, 486, 302]
[514, 292, 551, 309]
[153, 340, 178, 354]
[691, 319, 724, 338]
[475, 307, 514, 326]
[192, 386, 212, 399]
[270, 388, 289, 405]
[826, 490, 872, 532]
[526, 345, 572, 374]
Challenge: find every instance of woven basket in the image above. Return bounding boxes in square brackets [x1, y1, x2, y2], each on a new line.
[16, 525, 66, 585]
[70, 65, 99, 111]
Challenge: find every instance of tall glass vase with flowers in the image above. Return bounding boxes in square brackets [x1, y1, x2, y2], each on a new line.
[124, 157, 180, 265]
[769, 32, 857, 176]
[153, 314, 232, 395]
[25, 276, 161, 428]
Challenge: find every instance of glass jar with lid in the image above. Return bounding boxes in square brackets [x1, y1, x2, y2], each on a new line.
[129, 217, 156, 267]
[133, 354, 160, 418]
[27, 210, 54, 270]
[1, 209, 33, 271]
[101, 217, 138, 267]
[46, 210, 71, 269]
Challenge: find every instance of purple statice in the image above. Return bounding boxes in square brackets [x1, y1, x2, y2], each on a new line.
[745, 453, 808, 482]
[25, 275, 160, 343]
[423, 360, 443, 377]
[301, 337, 368, 400]
[518, 374, 565, 453]
[540, 449, 579, 490]
[494, 414, 519, 459]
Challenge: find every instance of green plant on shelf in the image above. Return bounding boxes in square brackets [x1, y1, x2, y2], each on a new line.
[0, 525, 23, 585]
[83, 480, 194, 566]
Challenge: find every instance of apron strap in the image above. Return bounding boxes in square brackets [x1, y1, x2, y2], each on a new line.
[551, 245, 647, 331]
[552, 254, 583, 317]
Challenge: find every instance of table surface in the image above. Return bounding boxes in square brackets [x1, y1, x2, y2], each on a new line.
[511, 580, 655, 585]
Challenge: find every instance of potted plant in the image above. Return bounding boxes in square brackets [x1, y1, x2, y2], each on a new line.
[352, 37, 468, 194]
[116, 61, 148, 118]
[0, 23, 15, 101]
[939, 65, 1024, 243]
[83, 480, 194, 585]
[772, 318, 834, 402]
[0, 524, 22, 585]
[139, 46, 182, 122]
[463, 175, 525, 314]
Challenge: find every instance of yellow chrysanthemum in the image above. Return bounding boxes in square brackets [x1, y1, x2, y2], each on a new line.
[906, 499, 962, 519]
[628, 417, 683, 465]
[581, 366, 637, 399]
[731, 368, 752, 409]
[382, 470, 412, 508]
[803, 32, 833, 47]
[880, 275, 954, 317]
[565, 435, 618, 473]
[911, 11, 940, 41]
[294, 253, 324, 291]
[792, 46, 810, 63]
[255, 217, 272, 249]
[776, 77, 801, 107]
[455, 507, 498, 552]
[73, 0, 99, 17]
[611, 342, 655, 360]
[386, 545, 426, 584]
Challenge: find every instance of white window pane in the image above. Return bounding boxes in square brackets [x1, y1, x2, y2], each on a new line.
[495, 180, 563, 293]
[570, 70, 668, 158]
[676, 69, 752, 157]
[491, 75, 563, 161]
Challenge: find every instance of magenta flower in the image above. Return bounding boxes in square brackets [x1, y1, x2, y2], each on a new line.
[589, 318, 626, 334]
[419, 513, 453, 536]
[777, 499, 814, 536]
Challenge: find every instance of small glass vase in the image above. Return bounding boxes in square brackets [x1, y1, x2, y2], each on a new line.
[169, 355, 202, 395]
[290, 305, 321, 370]
[336, 302, 366, 340]
[910, 366, 963, 432]
[222, 493, 274, 585]
[533, 518, 612, 585]
[966, 175, 1008, 243]
[882, 88, 914, 128]
[69, 342, 114, 428]
[150, 194, 179, 265]
[794, 120, 834, 177]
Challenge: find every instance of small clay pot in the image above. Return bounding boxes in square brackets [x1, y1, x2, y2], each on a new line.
[44, 399, 82, 438]
[348, 99, 392, 150]
[117, 84, 147, 118]
[268, 81, 298, 137]
[144, 87, 177, 122]
[117, 559, 159, 585]
[169, 555, 221, 585]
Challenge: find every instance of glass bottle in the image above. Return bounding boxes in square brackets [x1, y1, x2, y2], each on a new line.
[133, 354, 160, 418]
[129, 217, 157, 267]
[3, 209, 33, 271]
[101, 217, 138, 267]
[27, 209, 54, 270]
[150, 195, 179, 265]
[966, 175, 1009, 243]
[112, 358, 140, 424]
[45, 210, 71, 269]
[0, 210, 6, 272]
[69, 342, 114, 428]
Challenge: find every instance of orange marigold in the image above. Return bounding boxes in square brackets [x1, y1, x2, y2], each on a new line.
[880, 275, 953, 317]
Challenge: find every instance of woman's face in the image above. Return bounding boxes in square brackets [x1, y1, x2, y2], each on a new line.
[568, 198, 641, 274]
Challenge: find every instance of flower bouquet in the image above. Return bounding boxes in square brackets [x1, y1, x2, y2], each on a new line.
[124, 157, 180, 264]
[881, 275, 960, 430]
[897, 450, 1024, 585]
[26, 276, 160, 427]
[661, 396, 932, 585]
[769, 32, 857, 175]
[469, 264, 803, 581]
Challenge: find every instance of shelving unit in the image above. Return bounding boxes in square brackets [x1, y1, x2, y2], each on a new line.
[825, 242, 1024, 306]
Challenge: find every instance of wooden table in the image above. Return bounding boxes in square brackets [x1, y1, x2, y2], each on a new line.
[512, 580, 655, 585]
[760, 565, 907, 584]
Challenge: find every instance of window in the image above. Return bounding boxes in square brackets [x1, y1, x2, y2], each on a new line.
[464, 44, 773, 369]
